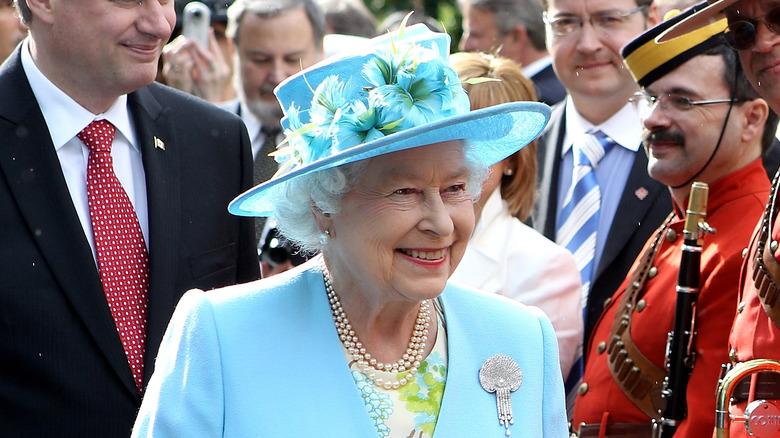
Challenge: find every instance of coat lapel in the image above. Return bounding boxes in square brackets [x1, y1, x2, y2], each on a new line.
[126, 87, 182, 386]
[434, 288, 552, 437]
[0, 52, 139, 398]
[264, 265, 380, 435]
[534, 103, 566, 239]
[594, 148, 665, 279]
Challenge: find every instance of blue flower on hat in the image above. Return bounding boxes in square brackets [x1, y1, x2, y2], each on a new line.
[272, 37, 469, 177]
[365, 45, 468, 133]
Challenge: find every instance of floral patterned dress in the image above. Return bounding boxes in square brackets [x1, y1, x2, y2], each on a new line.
[344, 312, 448, 438]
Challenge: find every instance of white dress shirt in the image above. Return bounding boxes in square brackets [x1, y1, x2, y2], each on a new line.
[557, 97, 644, 281]
[21, 38, 148, 263]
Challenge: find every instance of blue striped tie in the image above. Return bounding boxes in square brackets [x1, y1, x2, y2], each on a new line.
[557, 129, 615, 413]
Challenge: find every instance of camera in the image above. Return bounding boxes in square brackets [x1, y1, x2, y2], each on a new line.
[182, 2, 211, 48]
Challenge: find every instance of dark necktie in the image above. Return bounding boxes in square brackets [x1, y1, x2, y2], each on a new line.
[79, 120, 149, 393]
[253, 126, 281, 241]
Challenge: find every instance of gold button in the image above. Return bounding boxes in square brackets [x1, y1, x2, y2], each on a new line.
[578, 382, 589, 396]
[772, 241, 779, 252]
[597, 342, 606, 354]
[637, 299, 647, 312]
[604, 297, 612, 308]
[648, 267, 658, 279]
[666, 228, 678, 243]
[742, 248, 749, 258]
[729, 348, 738, 362]
[738, 302, 746, 313]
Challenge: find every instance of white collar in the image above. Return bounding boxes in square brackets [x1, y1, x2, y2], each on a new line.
[561, 95, 642, 157]
[522, 55, 552, 78]
[20, 38, 136, 151]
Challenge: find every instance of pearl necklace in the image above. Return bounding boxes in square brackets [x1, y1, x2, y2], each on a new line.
[321, 260, 431, 390]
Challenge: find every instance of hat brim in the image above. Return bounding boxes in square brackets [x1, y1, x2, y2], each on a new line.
[228, 101, 551, 217]
[657, 0, 737, 42]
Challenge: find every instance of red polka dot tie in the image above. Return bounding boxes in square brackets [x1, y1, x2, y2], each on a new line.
[79, 120, 149, 393]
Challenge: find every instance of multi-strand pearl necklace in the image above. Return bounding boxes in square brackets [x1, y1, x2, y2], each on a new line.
[321, 260, 431, 390]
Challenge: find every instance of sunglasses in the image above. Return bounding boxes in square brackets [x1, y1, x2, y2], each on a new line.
[726, 6, 780, 50]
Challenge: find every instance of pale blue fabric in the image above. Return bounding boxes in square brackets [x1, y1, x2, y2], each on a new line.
[132, 260, 568, 437]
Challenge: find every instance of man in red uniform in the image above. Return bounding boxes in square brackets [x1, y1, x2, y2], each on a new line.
[664, 0, 780, 436]
[571, 4, 780, 436]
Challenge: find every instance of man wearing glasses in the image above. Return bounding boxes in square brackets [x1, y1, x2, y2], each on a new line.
[571, 4, 778, 436]
[533, 0, 669, 412]
[664, 0, 780, 436]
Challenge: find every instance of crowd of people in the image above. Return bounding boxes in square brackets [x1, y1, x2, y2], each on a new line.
[4, 0, 780, 436]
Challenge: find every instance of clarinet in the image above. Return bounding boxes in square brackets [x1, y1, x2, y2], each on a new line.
[653, 182, 714, 438]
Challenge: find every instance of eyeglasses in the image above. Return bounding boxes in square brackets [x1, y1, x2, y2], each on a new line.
[726, 6, 780, 50]
[629, 91, 740, 119]
[543, 6, 646, 37]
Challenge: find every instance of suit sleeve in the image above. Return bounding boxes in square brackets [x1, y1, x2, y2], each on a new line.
[132, 289, 225, 438]
[234, 118, 262, 283]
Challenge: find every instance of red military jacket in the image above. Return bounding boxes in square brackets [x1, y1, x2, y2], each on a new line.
[728, 168, 780, 438]
[572, 159, 770, 436]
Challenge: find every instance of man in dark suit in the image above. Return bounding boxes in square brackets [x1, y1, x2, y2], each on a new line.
[532, 0, 671, 407]
[0, 0, 260, 436]
[458, 0, 566, 105]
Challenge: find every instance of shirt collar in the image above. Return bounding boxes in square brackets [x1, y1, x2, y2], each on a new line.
[522, 55, 552, 78]
[238, 101, 262, 143]
[562, 95, 643, 157]
[20, 38, 137, 151]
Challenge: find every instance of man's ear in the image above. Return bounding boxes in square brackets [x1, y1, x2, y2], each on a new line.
[503, 24, 528, 59]
[644, 3, 661, 29]
[25, 0, 55, 25]
[741, 98, 770, 145]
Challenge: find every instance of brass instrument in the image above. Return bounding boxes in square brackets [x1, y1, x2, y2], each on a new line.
[654, 182, 713, 437]
[715, 359, 780, 438]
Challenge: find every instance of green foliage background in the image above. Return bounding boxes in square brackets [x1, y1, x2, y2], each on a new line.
[366, 0, 463, 50]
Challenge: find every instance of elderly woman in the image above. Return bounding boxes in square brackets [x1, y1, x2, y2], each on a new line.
[132, 25, 567, 438]
[448, 52, 583, 380]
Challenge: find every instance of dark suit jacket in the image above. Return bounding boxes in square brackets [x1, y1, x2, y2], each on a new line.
[0, 50, 260, 437]
[531, 64, 566, 107]
[532, 102, 672, 352]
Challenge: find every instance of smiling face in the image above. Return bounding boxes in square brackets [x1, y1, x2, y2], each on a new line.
[31, 0, 175, 112]
[727, 0, 780, 110]
[641, 54, 764, 193]
[545, 0, 657, 114]
[322, 141, 476, 306]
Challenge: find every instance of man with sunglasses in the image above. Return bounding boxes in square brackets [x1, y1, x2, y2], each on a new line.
[571, 5, 778, 436]
[664, 1, 780, 436]
[533, 0, 670, 412]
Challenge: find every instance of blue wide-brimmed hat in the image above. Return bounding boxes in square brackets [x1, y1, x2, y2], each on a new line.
[228, 24, 551, 217]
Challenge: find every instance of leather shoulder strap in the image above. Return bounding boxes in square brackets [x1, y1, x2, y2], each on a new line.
[754, 171, 780, 328]
[606, 213, 675, 420]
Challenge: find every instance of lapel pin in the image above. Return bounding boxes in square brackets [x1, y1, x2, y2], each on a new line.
[479, 354, 523, 436]
[154, 136, 166, 151]
[635, 187, 649, 201]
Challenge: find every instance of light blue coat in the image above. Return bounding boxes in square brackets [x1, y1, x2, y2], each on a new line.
[132, 261, 567, 437]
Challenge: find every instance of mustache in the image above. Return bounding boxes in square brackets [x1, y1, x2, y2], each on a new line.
[642, 128, 685, 147]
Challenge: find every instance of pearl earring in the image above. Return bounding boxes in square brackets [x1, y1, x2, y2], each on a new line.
[319, 230, 331, 245]
[504, 168, 514, 176]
